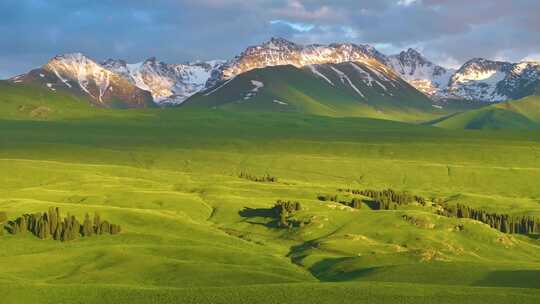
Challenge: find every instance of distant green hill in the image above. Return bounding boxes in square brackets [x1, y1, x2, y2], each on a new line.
[434, 95, 540, 130]
[184, 63, 460, 123]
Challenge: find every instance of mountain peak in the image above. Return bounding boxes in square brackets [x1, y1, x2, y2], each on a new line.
[464, 57, 491, 64]
[102, 58, 127, 67]
[212, 38, 389, 85]
[385, 48, 453, 96]
[50, 53, 92, 64]
[458, 58, 512, 74]
[396, 48, 427, 63]
[404, 48, 423, 57]
[261, 37, 299, 50]
[144, 57, 159, 64]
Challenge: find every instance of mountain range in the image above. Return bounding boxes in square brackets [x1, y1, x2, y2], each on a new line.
[8, 37, 540, 108]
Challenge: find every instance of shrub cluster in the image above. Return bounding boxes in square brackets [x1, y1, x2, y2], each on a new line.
[239, 172, 278, 183]
[441, 204, 540, 235]
[5, 207, 121, 241]
[273, 200, 302, 228]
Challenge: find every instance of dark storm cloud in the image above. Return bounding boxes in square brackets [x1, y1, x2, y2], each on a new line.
[0, 0, 538, 78]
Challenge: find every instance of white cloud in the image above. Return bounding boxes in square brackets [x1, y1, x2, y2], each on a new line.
[397, 0, 419, 6]
[522, 54, 540, 62]
[270, 20, 315, 32]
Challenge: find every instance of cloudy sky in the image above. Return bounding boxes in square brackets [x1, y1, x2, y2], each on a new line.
[1, 0, 539, 78]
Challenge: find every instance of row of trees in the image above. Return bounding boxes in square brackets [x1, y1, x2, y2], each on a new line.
[441, 204, 540, 235]
[317, 194, 338, 202]
[339, 188, 427, 210]
[6, 207, 121, 241]
[239, 172, 278, 183]
[318, 195, 362, 209]
[273, 200, 302, 228]
[344, 198, 363, 209]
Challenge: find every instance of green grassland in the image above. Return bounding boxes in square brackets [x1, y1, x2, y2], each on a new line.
[1, 83, 540, 303]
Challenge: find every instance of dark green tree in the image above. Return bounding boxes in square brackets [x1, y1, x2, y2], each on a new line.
[93, 212, 101, 235]
[100, 221, 111, 234]
[82, 214, 93, 237]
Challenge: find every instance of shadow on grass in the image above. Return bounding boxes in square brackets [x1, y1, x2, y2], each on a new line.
[239, 207, 275, 218]
[287, 240, 381, 282]
[363, 199, 380, 210]
[308, 257, 381, 282]
[239, 207, 279, 228]
[474, 270, 540, 289]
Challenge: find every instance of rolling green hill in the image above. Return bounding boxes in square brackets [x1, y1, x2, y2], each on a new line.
[184, 63, 462, 123]
[1, 79, 540, 303]
[434, 95, 540, 130]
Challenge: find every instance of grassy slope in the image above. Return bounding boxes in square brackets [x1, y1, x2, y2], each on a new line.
[435, 95, 540, 130]
[1, 84, 540, 303]
[184, 65, 458, 123]
[0, 81, 156, 121]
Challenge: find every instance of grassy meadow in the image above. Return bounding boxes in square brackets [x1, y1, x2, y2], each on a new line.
[1, 82, 540, 303]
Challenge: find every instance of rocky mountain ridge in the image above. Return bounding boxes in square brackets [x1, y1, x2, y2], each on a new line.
[9, 38, 540, 106]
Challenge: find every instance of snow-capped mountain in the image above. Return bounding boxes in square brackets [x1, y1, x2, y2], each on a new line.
[207, 37, 388, 87]
[103, 58, 224, 105]
[499, 61, 540, 98]
[385, 49, 454, 96]
[12, 53, 154, 108]
[9, 38, 540, 107]
[444, 58, 514, 102]
[386, 51, 540, 103]
[440, 58, 540, 102]
[12, 53, 224, 107]
[208, 38, 540, 103]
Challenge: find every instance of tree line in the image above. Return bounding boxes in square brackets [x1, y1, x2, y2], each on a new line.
[339, 188, 427, 210]
[318, 194, 362, 209]
[440, 203, 540, 235]
[239, 172, 278, 183]
[3, 207, 121, 241]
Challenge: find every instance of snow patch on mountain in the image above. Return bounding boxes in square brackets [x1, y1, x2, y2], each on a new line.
[204, 76, 235, 96]
[329, 66, 365, 98]
[273, 99, 288, 105]
[250, 80, 264, 92]
[349, 63, 389, 91]
[307, 65, 335, 86]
